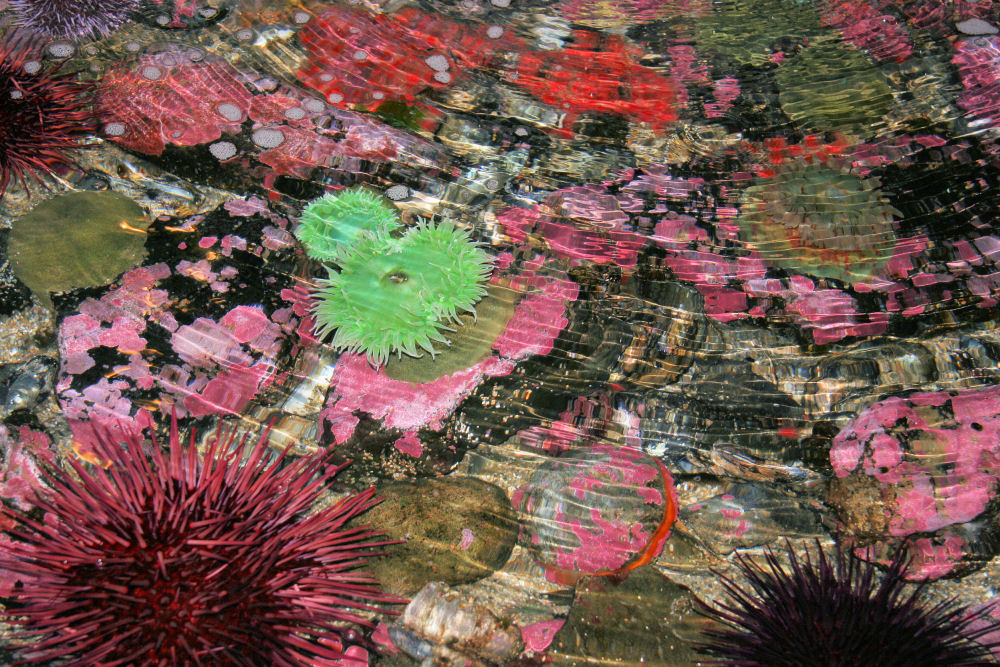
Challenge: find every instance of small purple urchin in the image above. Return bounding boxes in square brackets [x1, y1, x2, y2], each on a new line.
[0, 418, 401, 665]
[9, 0, 140, 39]
[697, 541, 1000, 666]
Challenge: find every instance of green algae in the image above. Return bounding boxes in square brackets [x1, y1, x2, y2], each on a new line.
[777, 41, 894, 136]
[692, 0, 825, 66]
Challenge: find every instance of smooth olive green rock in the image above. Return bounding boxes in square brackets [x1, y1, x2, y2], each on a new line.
[383, 283, 519, 384]
[365, 476, 519, 597]
[548, 568, 705, 665]
[8, 191, 150, 309]
[693, 0, 825, 66]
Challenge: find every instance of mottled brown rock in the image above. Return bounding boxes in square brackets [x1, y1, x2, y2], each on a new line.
[827, 473, 894, 540]
[366, 476, 518, 597]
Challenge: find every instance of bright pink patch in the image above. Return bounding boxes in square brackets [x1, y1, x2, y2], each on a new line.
[521, 620, 564, 652]
[393, 431, 423, 458]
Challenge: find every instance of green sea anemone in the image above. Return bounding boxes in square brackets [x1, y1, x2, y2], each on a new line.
[294, 189, 401, 264]
[777, 41, 893, 136]
[738, 157, 901, 284]
[311, 220, 493, 365]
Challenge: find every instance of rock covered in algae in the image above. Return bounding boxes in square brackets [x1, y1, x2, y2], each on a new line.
[828, 384, 1000, 579]
[513, 444, 677, 584]
[737, 157, 901, 284]
[364, 477, 518, 597]
[777, 40, 894, 136]
[692, 0, 825, 65]
[8, 191, 150, 309]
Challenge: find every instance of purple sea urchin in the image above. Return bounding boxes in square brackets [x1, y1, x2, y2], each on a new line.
[0, 419, 399, 664]
[697, 542, 1000, 666]
[311, 219, 493, 365]
[0, 37, 95, 199]
[9, 0, 140, 39]
[295, 188, 402, 265]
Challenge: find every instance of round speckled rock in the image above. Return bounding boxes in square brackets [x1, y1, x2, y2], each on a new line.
[364, 477, 518, 597]
[513, 444, 677, 584]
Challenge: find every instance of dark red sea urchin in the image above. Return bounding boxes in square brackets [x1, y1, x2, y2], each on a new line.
[0, 418, 400, 665]
[697, 541, 1000, 667]
[9, 0, 140, 40]
[0, 35, 95, 200]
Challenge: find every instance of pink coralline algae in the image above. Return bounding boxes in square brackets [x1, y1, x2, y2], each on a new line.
[885, 0, 995, 34]
[786, 288, 888, 344]
[0, 426, 52, 513]
[321, 271, 578, 444]
[167, 313, 282, 417]
[97, 45, 446, 182]
[58, 205, 303, 448]
[830, 385, 1000, 578]
[821, 1, 913, 63]
[97, 47, 253, 156]
[0, 426, 55, 597]
[298, 5, 516, 107]
[513, 443, 677, 584]
[499, 200, 647, 269]
[952, 35, 1000, 127]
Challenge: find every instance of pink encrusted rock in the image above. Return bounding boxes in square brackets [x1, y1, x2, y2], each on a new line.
[786, 289, 888, 344]
[953, 35, 1000, 126]
[822, 0, 913, 63]
[520, 619, 564, 653]
[322, 353, 516, 441]
[513, 443, 676, 584]
[830, 385, 1000, 578]
[498, 203, 646, 268]
[492, 274, 579, 359]
[0, 426, 52, 512]
[393, 431, 424, 458]
[58, 205, 303, 432]
[97, 47, 253, 156]
[171, 318, 247, 369]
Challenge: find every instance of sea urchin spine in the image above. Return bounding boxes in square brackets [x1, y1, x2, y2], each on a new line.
[0, 418, 400, 665]
[697, 541, 1000, 666]
[0, 36, 95, 200]
[9, 0, 140, 40]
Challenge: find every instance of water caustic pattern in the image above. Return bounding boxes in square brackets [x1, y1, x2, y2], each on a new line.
[3, 0, 1000, 665]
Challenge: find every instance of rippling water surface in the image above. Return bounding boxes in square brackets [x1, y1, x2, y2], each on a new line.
[2, 0, 1000, 664]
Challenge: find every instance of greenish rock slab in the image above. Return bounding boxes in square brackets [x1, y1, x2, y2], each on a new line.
[547, 569, 705, 665]
[365, 476, 519, 597]
[8, 191, 150, 309]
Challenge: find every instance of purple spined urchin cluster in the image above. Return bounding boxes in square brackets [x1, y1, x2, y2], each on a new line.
[697, 542, 1000, 666]
[0, 418, 400, 664]
[9, 0, 140, 40]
